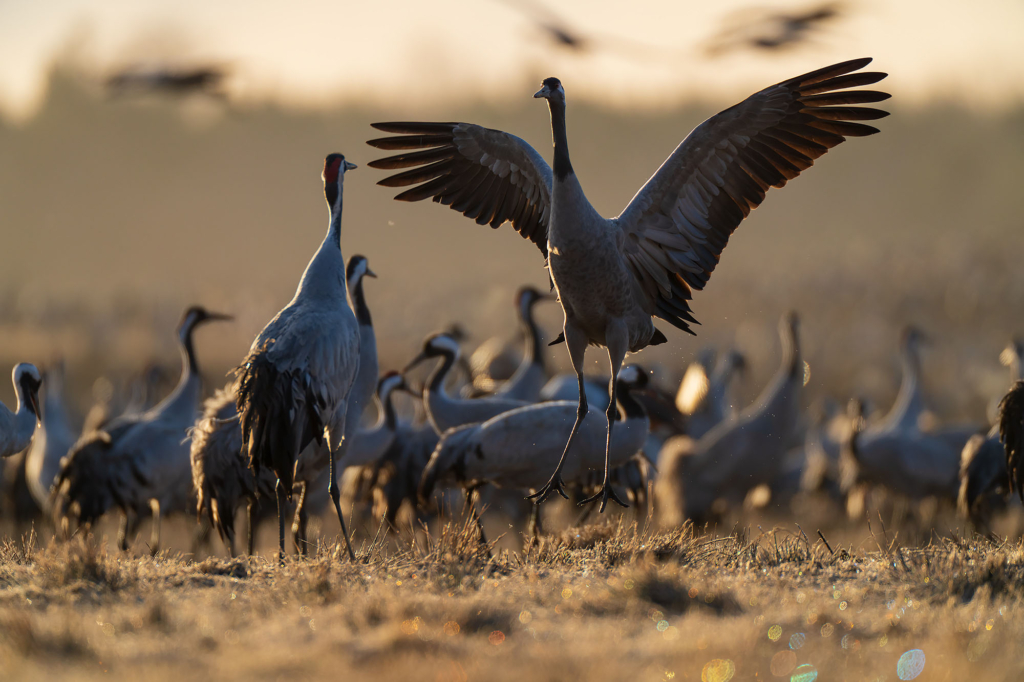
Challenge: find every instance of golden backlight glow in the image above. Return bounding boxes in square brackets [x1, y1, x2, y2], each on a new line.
[0, 0, 1022, 120]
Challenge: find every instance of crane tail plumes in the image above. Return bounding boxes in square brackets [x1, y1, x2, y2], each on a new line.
[50, 433, 120, 530]
[999, 380, 1024, 502]
[235, 349, 323, 496]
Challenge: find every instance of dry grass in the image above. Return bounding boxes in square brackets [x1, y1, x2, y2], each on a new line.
[1, 520, 1023, 681]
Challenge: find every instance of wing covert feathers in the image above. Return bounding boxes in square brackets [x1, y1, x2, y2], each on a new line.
[617, 57, 890, 334]
[368, 122, 553, 256]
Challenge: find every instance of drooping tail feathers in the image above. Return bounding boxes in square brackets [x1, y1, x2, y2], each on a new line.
[192, 384, 270, 549]
[50, 431, 120, 531]
[999, 380, 1024, 502]
[235, 347, 323, 495]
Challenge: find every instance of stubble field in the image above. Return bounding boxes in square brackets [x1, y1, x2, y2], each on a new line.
[2, 515, 1023, 682]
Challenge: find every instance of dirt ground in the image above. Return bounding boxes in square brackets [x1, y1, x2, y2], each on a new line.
[2, 515, 1022, 682]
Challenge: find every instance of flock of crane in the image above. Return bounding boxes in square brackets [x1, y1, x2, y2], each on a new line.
[3, 57, 1024, 561]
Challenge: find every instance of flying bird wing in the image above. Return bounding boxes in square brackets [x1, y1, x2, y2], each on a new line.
[615, 58, 889, 333]
[367, 122, 553, 256]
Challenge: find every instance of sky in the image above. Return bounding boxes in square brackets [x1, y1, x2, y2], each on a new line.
[0, 0, 1023, 121]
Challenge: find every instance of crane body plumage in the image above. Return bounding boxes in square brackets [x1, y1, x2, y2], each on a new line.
[420, 365, 650, 499]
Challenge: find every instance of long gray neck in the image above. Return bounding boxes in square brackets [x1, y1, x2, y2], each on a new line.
[548, 100, 573, 181]
[157, 323, 203, 422]
[427, 352, 457, 396]
[753, 322, 801, 411]
[884, 341, 922, 429]
[518, 300, 544, 370]
[327, 179, 344, 249]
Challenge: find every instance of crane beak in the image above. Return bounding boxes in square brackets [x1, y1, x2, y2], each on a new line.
[402, 351, 429, 375]
[28, 389, 41, 425]
[366, 267, 378, 279]
[206, 312, 234, 322]
[397, 380, 420, 397]
[344, 160, 358, 171]
[533, 87, 548, 99]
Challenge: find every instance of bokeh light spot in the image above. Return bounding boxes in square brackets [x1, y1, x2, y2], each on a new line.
[789, 632, 805, 650]
[897, 649, 925, 680]
[770, 650, 797, 677]
[768, 625, 782, 641]
[790, 663, 818, 682]
[488, 630, 505, 645]
[701, 659, 735, 682]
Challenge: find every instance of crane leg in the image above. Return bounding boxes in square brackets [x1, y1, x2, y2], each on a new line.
[528, 322, 588, 504]
[292, 481, 309, 557]
[464, 485, 490, 553]
[118, 509, 135, 553]
[328, 432, 357, 561]
[527, 502, 543, 542]
[275, 478, 287, 564]
[246, 499, 255, 557]
[581, 331, 629, 512]
[149, 499, 162, 556]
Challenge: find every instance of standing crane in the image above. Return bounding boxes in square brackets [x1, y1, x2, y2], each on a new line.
[235, 154, 361, 562]
[51, 307, 229, 552]
[368, 58, 889, 510]
[655, 313, 804, 523]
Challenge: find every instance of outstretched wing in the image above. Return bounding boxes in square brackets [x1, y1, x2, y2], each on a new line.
[367, 122, 553, 256]
[616, 57, 889, 333]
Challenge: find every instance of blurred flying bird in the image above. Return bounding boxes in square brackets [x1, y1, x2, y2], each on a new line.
[0, 364, 41, 459]
[106, 65, 228, 99]
[703, 3, 844, 57]
[368, 58, 889, 511]
[492, 0, 687, 61]
[235, 154, 361, 562]
[51, 307, 230, 553]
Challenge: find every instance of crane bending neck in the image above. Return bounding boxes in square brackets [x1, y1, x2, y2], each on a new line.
[426, 351, 458, 395]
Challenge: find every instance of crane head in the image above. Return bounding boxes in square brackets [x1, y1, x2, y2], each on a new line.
[13, 363, 42, 424]
[403, 333, 461, 374]
[534, 77, 565, 102]
[323, 153, 357, 210]
[346, 255, 377, 290]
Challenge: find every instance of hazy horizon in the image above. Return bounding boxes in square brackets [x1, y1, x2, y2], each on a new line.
[1, 0, 1023, 123]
